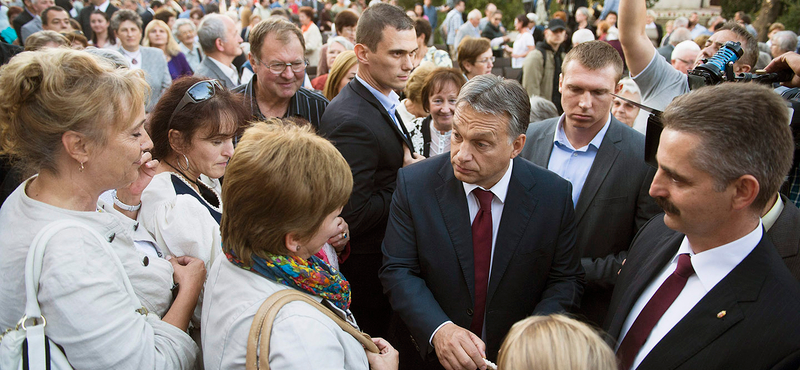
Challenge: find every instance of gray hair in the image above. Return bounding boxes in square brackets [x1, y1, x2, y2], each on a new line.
[198, 14, 229, 54]
[110, 9, 143, 32]
[755, 51, 772, 70]
[467, 9, 481, 20]
[173, 18, 196, 39]
[457, 74, 530, 141]
[673, 16, 689, 29]
[572, 28, 595, 45]
[529, 96, 559, 123]
[671, 39, 700, 60]
[327, 35, 354, 50]
[85, 47, 130, 68]
[669, 27, 693, 46]
[772, 31, 798, 54]
[576, 7, 589, 19]
[617, 77, 640, 98]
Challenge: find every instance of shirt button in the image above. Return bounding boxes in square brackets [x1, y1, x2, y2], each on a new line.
[573, 152, 578, 157]
[142, 256, 149, 267]
[467, 308, 474, 316]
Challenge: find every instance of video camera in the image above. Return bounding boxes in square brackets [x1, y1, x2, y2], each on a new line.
[687, 41, 795, 89]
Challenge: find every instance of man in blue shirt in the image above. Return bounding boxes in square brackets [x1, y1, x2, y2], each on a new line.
[520, 41, 659, 326]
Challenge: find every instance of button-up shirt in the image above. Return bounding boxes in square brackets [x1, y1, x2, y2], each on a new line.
[547, 113, 611, 207]
[355, 74, 406, 135]
[233, 74, 329, 132]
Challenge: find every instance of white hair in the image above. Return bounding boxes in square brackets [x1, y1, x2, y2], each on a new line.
[617, 77, 640, 99]
[673, 16, 689, 29]
[671, 39, 700, 61]
[467, 9, 481, 20]
[572, 28, 595, 45]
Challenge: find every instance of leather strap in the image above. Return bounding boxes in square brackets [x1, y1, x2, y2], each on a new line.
[246, 289, 379, 370]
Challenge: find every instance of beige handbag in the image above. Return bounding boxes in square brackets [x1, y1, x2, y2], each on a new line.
[246, 289, 379, 370]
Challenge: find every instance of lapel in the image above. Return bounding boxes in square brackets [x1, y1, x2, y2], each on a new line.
[607, 229, 682, 339]
[637, 238, 771, 370]
[486, 158, 537, 304]
[767, 194, 800, 259]
[434, 159, 475, 301]
[203, 57, 236, 88]
[527, 118, 557, 166]
[350, 79, 414, 150]
[573, 118, 622, 225]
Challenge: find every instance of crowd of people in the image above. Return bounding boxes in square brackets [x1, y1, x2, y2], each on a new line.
[1, 0, 800, 369]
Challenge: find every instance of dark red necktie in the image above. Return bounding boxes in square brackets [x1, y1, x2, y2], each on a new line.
[469, 189, 493, 338]
[617, 253, 695, 370]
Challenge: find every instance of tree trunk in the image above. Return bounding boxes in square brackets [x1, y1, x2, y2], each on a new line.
[753, 0, 782, 42]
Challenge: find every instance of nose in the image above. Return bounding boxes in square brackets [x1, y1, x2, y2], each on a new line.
[141, 128, 154, 152]
[649, 168, 667, 199]
[453, 141, 473, 162]
[223, 139, 235, 157]
[402, 53, 413, 71]
[577, 91, 592, 109]
[280, 65, 295, 79]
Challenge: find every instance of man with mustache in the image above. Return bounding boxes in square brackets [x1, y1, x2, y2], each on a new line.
[381, 74, 583, 370]
[604, 83, 800, 370]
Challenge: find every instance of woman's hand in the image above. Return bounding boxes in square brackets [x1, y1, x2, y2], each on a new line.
[125, 151, 159, 197]
[170, 255, 206, 294]
[326, 217, 350, 253]
[365, 337, 399, 370]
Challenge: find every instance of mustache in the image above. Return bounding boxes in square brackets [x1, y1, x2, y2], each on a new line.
[653, 196, 680, 215]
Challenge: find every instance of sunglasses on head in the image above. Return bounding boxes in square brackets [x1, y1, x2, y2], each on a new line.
[167, 79, 224, 130]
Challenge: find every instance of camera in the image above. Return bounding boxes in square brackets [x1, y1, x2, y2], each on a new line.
[687, 41, 795, 90]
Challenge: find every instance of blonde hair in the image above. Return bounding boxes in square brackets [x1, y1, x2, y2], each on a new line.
[24, 30, 68, 51]
[404, 62, 437, 107]
[0, 48, 149, 175]
[323, 50, 357, 101]
[221, 119, 353, 265]
[497, 315, 618, 370]
[143, 19, 181, 57]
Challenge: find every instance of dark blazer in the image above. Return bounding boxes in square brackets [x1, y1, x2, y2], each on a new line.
[11, 9, 33, 46]
[520, 116, 660, 324]
[604, 214, 800, 370]
[78, 3, 118, 42]
[379, 154, 585, 361]
[194, 56, 238, 89]
[319, 78, 413, 255]
[768, 194, 800, 280]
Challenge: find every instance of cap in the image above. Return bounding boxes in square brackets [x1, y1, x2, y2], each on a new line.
[547, 19, 567, 31]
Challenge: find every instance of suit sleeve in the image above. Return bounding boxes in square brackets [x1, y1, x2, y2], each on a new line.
[522, 50, 544, 98]
[533, 181, 585, 314]
[328, 117, 395, 242]
[379, 168, 451, 356]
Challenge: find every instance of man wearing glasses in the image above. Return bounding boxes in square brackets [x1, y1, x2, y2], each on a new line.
[234, 17, 328, 129]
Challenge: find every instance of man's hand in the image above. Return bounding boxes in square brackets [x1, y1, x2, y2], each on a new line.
[765, 52, 800, 88]
[403, 143, 425, 167]
[432, 323, 487, 370]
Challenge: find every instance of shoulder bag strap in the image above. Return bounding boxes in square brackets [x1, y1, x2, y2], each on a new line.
[245, 289, 379, 370]
[25, 219, 146, 320]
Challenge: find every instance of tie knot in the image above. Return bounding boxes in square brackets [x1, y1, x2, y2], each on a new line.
[675, 253, 695, 278]
[473, 189, 493, 211]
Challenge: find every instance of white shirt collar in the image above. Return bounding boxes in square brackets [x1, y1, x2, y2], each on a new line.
[762, 195, 783, 232]
[462, 159, 513, 204]
[676, 220, 763, 293]
[209, 56, 238, 84]
[553, 113, 612, 151]
[96, 0, 110, 12]
[118, 47, 141, 70]
[355, 74, 400, 116]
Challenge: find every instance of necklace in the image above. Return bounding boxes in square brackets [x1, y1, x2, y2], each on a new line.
[164, 161, 222, 212]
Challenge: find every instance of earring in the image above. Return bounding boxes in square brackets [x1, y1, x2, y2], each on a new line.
[177, 154, 190, 172]
[79, 161, 85, 172]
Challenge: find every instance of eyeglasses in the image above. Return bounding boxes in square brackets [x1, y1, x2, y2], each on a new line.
[254, 58, 309, 75]
[475, 56, 495, 64]
[167, 79, 223, 130]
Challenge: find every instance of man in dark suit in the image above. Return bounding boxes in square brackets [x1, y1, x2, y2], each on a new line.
[12, 0, 35, 46]
[380, 75, 584, 370]
[605, 83, 800, 370]
[78, 0, 118, 41]
[319, 3, 423, 339]
[765, 193, 800, 280]
[521, 41, 659, 326]
[195, 14, 244, 89]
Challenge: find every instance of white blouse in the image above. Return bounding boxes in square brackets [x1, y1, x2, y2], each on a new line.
[0, 178, 198, 369]
[202, 257, 370, 370]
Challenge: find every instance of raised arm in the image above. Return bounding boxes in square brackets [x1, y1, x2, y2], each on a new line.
[618, 0, 657, 76]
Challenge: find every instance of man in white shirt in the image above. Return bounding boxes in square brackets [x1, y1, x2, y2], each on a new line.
[604, 83, 800, 370]
[194, 14, 244, 88]
[380, 74, 583, 370]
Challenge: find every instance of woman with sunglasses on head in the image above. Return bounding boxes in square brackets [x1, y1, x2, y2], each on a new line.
[140, 77, 249, 277]
[0, 48, 203, 369]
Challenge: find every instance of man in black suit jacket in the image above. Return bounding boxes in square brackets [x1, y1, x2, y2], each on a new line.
[78, 0, 118, 41]
[12, 0, 34, 45]
[318, 3, 423, 339]
[520, 41, 659, 325]
[380, 75, 584, 369]
[604, 83, 800, 370]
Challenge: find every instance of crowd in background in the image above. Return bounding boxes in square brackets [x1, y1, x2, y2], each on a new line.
[1, 0, 800, 369]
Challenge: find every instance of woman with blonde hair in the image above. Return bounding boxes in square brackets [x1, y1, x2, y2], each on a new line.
[323, 50, 357, 101]
[0, 47, 203, 369]
[143, 19, 193, 80]
[202, 120, 398, 370]
[497, 314, 618, 370]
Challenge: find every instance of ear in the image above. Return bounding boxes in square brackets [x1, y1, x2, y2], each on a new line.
[734, 62, 751, 74]
[557, 72, 563, 93]
[168, 129, 187, 153]
[354, 43, 369, 66]
[615, 82, 622, 94]
[284, 233, 301, 254]
[215, 37, 225, 52]
[729, 174, 760, 211]
[510, 134, 526, 158]
[61, 130, 90, 166]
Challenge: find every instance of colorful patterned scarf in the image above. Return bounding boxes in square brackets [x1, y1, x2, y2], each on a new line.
[226, 249, 351, 311]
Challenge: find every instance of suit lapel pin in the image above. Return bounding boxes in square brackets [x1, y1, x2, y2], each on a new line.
[717, 310, 726, 319]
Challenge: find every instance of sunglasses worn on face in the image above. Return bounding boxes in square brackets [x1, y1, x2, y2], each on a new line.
[167, 79, 224, 130]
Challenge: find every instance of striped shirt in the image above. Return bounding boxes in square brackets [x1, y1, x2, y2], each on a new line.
[233, 74, 329, 130]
